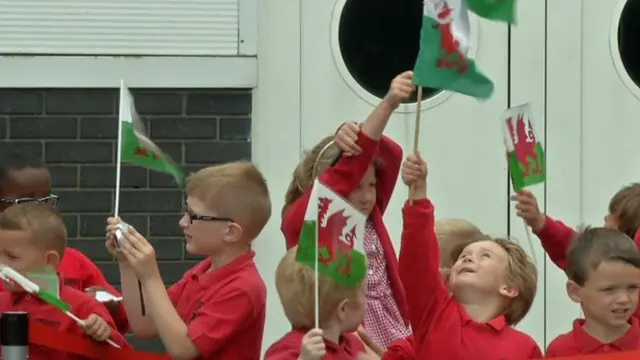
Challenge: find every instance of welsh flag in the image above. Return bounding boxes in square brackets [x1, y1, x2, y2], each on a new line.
[501, 104, 545, 191]
[119, 80, 183, 185]
[413, 0, 494, 99]
[296, 180, 367, 288]
[467, 0, 516, 23]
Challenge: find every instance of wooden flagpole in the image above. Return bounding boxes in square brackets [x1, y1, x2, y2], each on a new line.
[409, 87, 423, 205]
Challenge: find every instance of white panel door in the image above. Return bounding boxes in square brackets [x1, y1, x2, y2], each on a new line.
[508, 0, 548, 348]
[299, 0, 509, 284]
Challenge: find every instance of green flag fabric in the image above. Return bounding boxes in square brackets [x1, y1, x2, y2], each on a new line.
[467, 0, 516, 24]
[296, 180, 367, 288]
[413, 0, 494, 99]
[502, 104, 546, 191]
[27, 267, 60, 299]
[119, 81, 184, 185]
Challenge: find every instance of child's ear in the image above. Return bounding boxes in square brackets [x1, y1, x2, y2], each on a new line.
[336, 299, 350, 321]
[566, 280, 583, 303]
[498, 284, 518, 299]
[224, 222, 244, 243]
[44, 250, 60, 269]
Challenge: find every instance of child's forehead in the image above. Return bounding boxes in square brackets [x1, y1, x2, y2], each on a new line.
[588, 260, 640, 281]
[462, 240, 502, 253]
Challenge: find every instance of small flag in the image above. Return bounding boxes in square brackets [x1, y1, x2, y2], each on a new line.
[467, 0, 516, 24]
[502, 104, 545, 191]
[296, 180, 367, 287]
[119, 81, 184, 185]
[413, 0, 494, 99]
[0, 266, 70, 312]
[27, 267, 60, 299]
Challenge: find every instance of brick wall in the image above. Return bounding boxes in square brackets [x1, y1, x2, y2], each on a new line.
[0, 88, 252, 351]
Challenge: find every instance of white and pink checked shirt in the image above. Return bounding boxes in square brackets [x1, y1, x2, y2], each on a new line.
[362, 221, 412, 349]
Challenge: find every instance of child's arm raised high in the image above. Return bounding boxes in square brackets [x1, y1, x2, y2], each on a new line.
[398, 154, 449, 343]
[282, 71, 414, 249]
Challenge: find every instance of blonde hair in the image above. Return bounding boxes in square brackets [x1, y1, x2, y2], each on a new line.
[186, 161, 271, 240]
[608, 183, 640, 239]
[275, 247, 364, 328]
[283, 136, 340, 216]
[451, 236, 538, 326]
[436, 219, 483, 269]
[0, 203, 67, 257]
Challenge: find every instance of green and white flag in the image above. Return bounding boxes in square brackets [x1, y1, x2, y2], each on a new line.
[501, 104, 545, 191]
[413, 0, 494, 99]
[296, 180, 367, 288]
[0, 265, 70, 312]
[118, 80, 183, 185]
[467, 0, 516, 24]
[27, 266, 60, 299]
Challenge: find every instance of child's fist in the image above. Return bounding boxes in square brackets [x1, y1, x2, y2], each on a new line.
[401, 153, 428, 186]
[384, 71, 415, 107]
[335, 122, 362, 156]
[81, 314, 112, 342]
[511, 190, 546, 232]
[299, 328, 326, 360]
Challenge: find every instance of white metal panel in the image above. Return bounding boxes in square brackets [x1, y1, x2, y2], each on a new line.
[0, 0, 240, 56]
[0, 56, 256, 88]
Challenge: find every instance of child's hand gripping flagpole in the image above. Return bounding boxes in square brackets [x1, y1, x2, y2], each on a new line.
[409, 87, 423, 205]
[0, 266, 121, 348]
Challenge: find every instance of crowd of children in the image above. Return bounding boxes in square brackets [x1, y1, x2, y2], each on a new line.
[0, 71, 639, 360]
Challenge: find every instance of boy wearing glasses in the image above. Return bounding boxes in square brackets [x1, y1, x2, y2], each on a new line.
[0, 151, 129, 333]
[106, 161, 270, 360]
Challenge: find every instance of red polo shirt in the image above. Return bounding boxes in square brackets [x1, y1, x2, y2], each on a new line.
[546, 318, 640, 357]
[0, 247, 128, 333]
[264, 328, 365, 359]
[167, 250, 266, 360]
[0, 284, 129, 360]
[398, 199, 543, 359]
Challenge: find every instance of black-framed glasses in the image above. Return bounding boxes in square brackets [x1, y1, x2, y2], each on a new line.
[183, 205, 233, 225]
[0, 194, 59, 208]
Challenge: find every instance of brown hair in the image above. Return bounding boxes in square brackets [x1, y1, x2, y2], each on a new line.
[451, 236, 538, 326]
[0, 202, 67, 256]
[283, 136, 340, 216]
[567, 226, 640, 286]
[186, 161, 271, 240]
[436, 219, 484, 269]
[275, 246, 365, 328]
[608, 183, 640, 238]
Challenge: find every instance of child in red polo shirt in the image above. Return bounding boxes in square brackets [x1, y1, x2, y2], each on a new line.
[399, 154, 542, 359]
[0, 203, 128, 360]
[0, 151, 128, 333]
[546, 227, 640, 357]
[282, 71, 414, 350]
[264, 246, 369, 360]
[107, 162, 269, 360]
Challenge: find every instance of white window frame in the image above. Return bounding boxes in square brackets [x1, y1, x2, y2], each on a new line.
[0, 0, 258, 88]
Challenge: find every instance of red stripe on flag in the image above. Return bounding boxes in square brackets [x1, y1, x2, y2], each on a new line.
[29, 319, 170, 360]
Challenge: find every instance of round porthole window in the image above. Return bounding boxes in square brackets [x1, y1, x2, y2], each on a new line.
[611, 0, 640, 99]
[330, 0, 480, 110]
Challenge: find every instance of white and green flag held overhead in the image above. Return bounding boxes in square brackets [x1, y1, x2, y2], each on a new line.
[295, 180, 367, 288]
[118, 81, 183, 185]
[413, 0, 494, 99]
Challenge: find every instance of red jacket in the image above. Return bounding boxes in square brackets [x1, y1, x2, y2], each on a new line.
[382, 336, 414, 360]
[536, 216, 640, 319]
[281, 131, 409, 326]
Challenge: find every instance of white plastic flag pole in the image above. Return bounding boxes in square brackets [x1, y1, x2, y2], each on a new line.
[523, 220, 537, 265]
[114, 79, 126, 242]
[0, 266, 120, 348]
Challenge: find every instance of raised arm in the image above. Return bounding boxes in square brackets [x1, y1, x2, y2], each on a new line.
[375, 136, 403, 216]
[398, 154, 448, 342]
[282, 71, 414, 249]
[534, 215, 577, 270]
